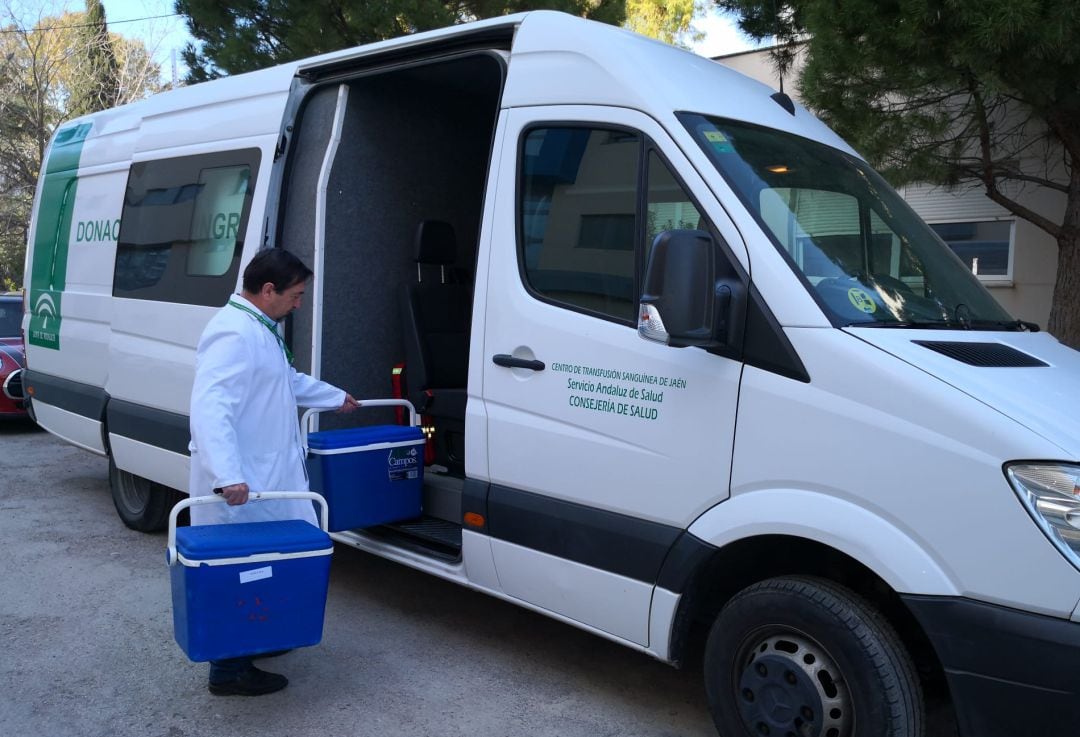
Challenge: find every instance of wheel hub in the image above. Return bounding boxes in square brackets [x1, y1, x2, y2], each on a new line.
[735, 634, 850, 737]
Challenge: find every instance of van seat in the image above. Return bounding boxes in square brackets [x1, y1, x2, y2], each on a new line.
[400, 220, 470, 470]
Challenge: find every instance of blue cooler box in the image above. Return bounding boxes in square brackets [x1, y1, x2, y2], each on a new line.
[307, 424, 425, 531]
[170, 520, 333, 662]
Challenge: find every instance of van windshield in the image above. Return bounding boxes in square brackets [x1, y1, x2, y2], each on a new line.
[678, 113, 1017, 329]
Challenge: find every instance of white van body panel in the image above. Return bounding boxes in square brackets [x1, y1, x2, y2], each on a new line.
[107, 300, 207, 418]
[109, 434, 189, 491]
[727, 327, 1080, 616]
[688, 489, 960, 596]
[503, 13, 855, 153]
[332, 527, 659, 655]
[848, 329, 1080, 457]
[491, 538, 654, 645]
[32, 402, 107, 455]
[461, 530, 501, 591]
[130, 69, 295, 154]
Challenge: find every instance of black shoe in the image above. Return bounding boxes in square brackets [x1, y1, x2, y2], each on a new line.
[208, 665, 288, 696]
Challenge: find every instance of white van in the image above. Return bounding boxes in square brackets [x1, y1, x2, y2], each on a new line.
[21, 11, 1080, 736]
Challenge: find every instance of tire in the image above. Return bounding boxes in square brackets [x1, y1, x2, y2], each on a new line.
[704, 576, 923, 737]
[108, 458, 185, 532]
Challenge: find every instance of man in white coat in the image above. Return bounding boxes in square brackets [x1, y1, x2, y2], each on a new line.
[189, 248, 359, 696]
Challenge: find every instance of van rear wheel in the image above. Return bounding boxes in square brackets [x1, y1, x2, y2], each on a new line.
[108, 458, 184, 532]
[703, 576, 923, 737]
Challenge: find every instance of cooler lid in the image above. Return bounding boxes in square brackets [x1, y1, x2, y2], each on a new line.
[176, 520, 332, 561]
[308, 424, 424, 450]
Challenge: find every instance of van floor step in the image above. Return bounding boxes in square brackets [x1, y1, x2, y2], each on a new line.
[371, 516, 462, 560]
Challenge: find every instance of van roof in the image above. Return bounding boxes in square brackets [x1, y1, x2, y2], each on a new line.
[60, 11, 852, 158]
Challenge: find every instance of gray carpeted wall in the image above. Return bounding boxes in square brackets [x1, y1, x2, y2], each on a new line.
[282, 85, 338, 379]
[281, 55, 503, 431]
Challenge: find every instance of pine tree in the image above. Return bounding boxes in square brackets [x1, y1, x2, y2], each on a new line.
[69, 0, 121, 116]
[718, 0, 1080, 347]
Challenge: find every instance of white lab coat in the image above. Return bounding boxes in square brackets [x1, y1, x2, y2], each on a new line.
[188, 294, 345, 526]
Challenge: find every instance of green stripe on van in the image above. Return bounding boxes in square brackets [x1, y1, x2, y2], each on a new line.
[28, 122, 92, 350]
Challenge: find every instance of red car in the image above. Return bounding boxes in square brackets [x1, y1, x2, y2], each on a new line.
[0, 292, 28, 418]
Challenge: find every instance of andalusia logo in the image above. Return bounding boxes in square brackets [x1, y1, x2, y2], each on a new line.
[29, 291, 60, 350]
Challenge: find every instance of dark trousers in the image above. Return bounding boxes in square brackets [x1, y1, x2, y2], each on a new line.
[209, 657, 253, 683]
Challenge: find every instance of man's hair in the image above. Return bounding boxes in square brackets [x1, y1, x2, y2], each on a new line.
[242, 249, 313, 294]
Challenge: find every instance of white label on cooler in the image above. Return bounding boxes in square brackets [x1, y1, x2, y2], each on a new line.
[239, 566, 273, 584]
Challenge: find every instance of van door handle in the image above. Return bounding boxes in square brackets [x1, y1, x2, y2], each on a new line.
[492, 354, 545, 371]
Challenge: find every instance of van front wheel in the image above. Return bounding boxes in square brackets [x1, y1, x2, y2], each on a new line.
[108, 458, 184, 532]
[703, 576, 923, 737]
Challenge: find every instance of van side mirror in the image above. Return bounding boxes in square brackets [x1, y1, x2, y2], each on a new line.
[639, 229, 745, 349]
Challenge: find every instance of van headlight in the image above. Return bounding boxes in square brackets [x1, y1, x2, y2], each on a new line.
[1006, 463, 1080, 569]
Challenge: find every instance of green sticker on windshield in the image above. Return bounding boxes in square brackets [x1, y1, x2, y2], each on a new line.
[704, 130, 734, 153]
[848, 288, 877, 314]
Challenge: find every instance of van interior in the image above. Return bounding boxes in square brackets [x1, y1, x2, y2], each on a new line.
[280, 52, 506, 560]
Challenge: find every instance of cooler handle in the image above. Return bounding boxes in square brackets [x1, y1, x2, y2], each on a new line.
[300, 398, 419, 454]
[166, 491, 330, 566]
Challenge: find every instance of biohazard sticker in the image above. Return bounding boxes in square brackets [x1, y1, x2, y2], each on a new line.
[847, 288, 878, 314]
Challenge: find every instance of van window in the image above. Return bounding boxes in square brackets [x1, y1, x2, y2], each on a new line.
[645, 150, 703, 268]
[114, 149, 261, 305]
[520, 127, 640, 322]
[680, 113, 1015, 328]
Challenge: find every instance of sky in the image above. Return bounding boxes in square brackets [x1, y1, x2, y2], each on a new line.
[93, 0, 763, 84]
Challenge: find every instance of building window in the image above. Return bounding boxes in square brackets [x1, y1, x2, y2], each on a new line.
[928, 220, 1012, 280]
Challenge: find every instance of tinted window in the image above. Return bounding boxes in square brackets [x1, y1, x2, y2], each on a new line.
[0, 299, 21, 337]
[520, 127, 640, 322]
[114, 149, 260, 305]
[645, 150, 703, 270]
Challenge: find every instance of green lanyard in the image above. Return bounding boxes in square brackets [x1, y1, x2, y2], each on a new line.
[228, 300, 294, 365]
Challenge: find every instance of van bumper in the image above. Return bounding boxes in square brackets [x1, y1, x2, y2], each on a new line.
[902, 595, 1080, 737]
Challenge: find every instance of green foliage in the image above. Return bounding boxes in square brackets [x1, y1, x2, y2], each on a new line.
[625, 0, 704, 47]
[177, 0, 707, 81]
[67, 0, 121, 117]
[719, 0, 1080, 345]
[178, 0, 627, 81]
[0, 3, 161, 288]
[717, 1, 1080, 187]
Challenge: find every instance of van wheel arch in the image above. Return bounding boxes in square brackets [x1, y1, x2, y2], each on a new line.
[704, 575, 924, 736]
[667, 535, 952, 725]
[107, 457, 185, 532]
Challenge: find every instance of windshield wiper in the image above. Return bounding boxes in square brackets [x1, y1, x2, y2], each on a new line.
[847, 320, 960, 329]
[848, 318, 1037, 331]
[959, 319, 1036, 332]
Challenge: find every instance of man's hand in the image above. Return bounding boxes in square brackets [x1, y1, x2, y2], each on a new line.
[219, 482, 250, 505]
[339, 393, 361, 413]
